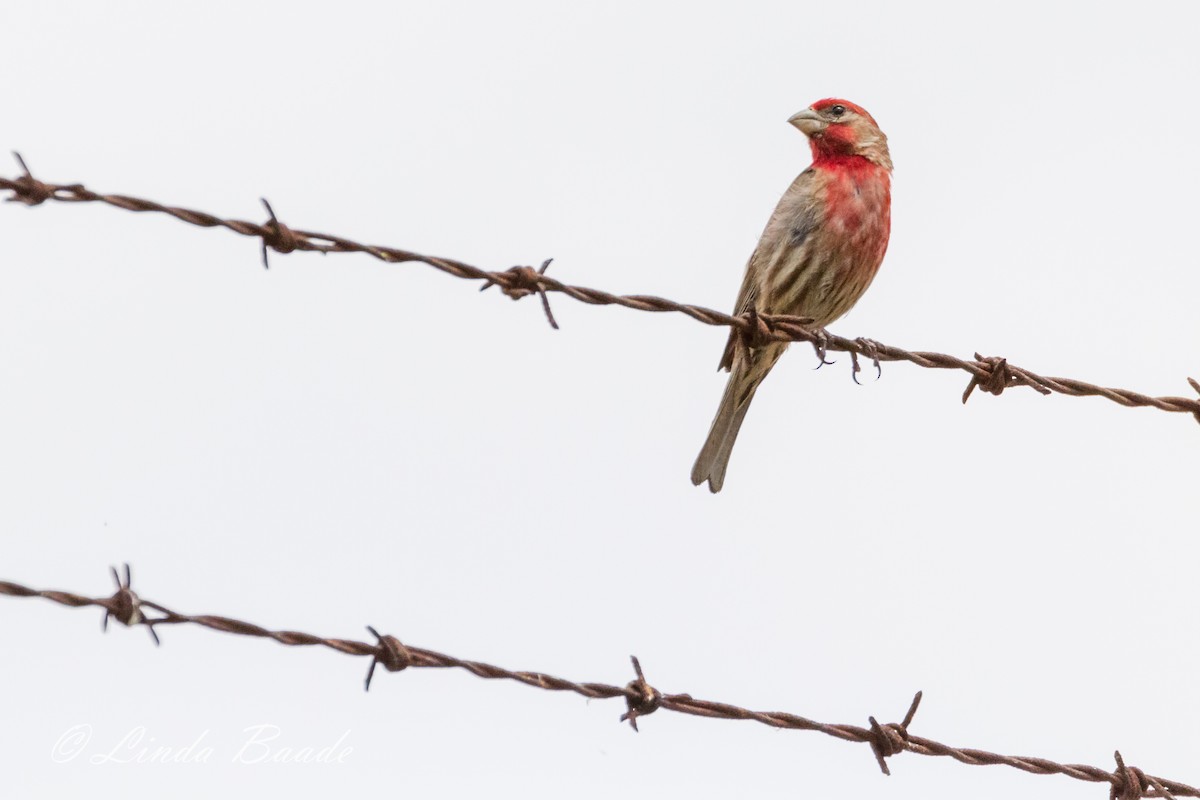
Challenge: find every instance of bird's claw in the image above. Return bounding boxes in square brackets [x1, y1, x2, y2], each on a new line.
[851, 337, 883, 384]
[810, 328, 835, 369]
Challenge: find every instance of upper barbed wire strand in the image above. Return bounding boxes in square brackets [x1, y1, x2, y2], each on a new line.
[2, 156, 1198, 424]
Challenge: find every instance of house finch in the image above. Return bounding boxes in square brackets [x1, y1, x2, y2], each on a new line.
[692, 99, 893, 493]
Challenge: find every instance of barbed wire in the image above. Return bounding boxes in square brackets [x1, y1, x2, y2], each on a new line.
[3, 153, 1199, 425]
[5, 157, 1196, 796]
[0, 565, 1191, 799]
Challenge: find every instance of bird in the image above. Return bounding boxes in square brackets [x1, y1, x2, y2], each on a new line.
[691, 98, 893, 493]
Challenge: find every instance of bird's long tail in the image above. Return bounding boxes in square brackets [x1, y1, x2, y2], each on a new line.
[691, 343, 785, 493]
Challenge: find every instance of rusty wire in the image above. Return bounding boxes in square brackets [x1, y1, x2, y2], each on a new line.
[4, 158, 1195, 796]
[0, 567, 1192, 799]
[3, 153, 1198, 425]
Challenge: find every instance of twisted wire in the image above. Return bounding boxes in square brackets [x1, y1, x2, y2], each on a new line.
[3, 154, 1198, 424]
[0, 570, 1192, 799]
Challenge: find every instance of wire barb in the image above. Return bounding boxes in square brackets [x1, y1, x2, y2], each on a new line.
[101, 563, 160, 646]
[867, 690, 922, 776]
[732, 308, 768, 365]
[6, 152, 54, 206]
[364, 625, 413, 691]
[618, 656, 662, 732]
[480, 258, 559, 329]
[1112, 750, 1177, 800]
[260, 198, 300, 269]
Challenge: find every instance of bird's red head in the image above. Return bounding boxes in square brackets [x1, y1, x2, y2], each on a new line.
[789, 98, 891, 169]
[810, 98, 879, 127]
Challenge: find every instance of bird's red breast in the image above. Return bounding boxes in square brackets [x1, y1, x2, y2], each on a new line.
[817, 156, 892, 277]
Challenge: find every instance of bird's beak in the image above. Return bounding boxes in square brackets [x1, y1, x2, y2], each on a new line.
[788, 109, 825, 136]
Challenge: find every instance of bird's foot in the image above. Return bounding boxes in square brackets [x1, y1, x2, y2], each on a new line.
[851, 338, 883, 384]
[810, 328, 835, 369]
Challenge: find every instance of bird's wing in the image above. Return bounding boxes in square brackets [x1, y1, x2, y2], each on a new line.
[718, 168, 820, 371]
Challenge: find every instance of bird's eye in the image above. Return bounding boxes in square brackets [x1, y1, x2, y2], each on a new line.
[829, 104, 846, 117]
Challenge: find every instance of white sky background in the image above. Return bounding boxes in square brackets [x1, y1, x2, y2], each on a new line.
[2, 1, 1198, 797]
